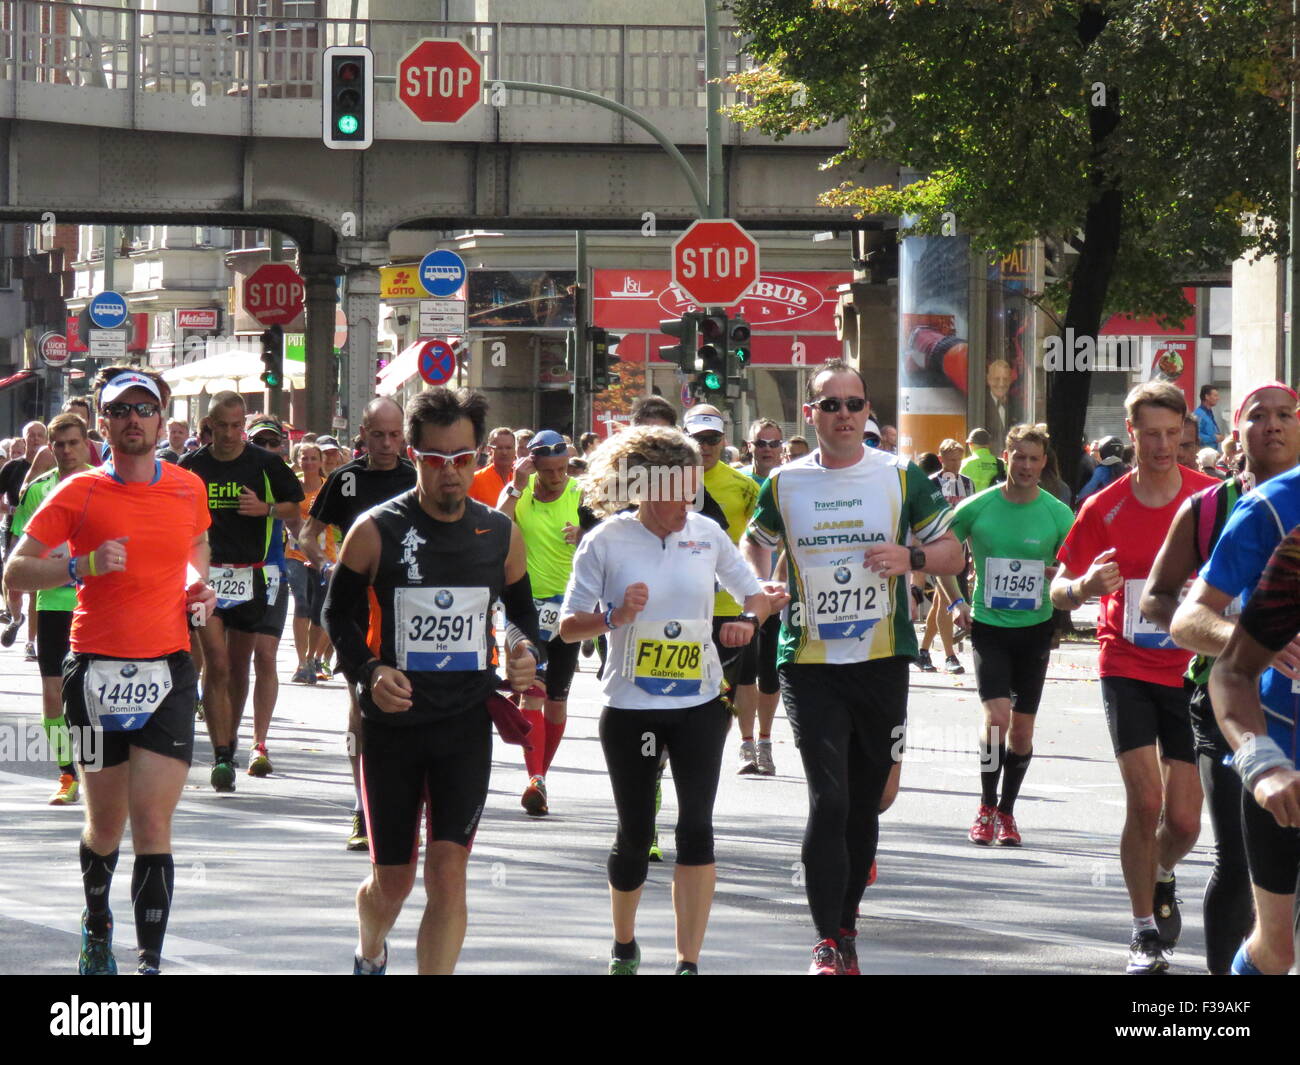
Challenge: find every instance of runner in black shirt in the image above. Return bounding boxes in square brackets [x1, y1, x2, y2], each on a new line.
[301, 396, 416, 849]
[179, 392, 302, 792]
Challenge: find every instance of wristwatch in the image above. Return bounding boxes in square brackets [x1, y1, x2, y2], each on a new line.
[736, 611, 761, 629]
[909, 546, 926, 571]
[505, 484, 523, 499]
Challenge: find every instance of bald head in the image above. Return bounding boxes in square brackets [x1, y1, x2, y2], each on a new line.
[362, 396, 404, 429]
[361, 395, 404, 470]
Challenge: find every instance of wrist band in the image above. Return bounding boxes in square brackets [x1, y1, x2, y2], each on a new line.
[947, 598, 965, 612]
[87, 552, 98, 578]
[1233, 734, 1293, 790]
[68, 557, 81, 586]
[603, 605, 618, 631]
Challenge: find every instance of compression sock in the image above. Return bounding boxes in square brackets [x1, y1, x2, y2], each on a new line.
[1156, 865, 1175, 883]
[979, 739, 1005, 807]
[613, 938, 638, 961]
[80, 839, 120, 937]
[131, 853, 175, 970]
[542, 716, 566, 774]
[214, 744, 233, 764]
[998, 749, 1033, 815]
[41, 715, 76, 775]
[675, 960, 699, 974]
[522, 709, 546, 778]
[1230, 943, 1263, 975]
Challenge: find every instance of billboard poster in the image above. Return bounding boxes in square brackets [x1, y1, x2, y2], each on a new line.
[468, 270, 575, 330]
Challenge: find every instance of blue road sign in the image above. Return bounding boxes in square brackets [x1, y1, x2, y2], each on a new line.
[418, 339, 457, 385]
[419, 249, 467, 298]
[88, 291, 129, 330]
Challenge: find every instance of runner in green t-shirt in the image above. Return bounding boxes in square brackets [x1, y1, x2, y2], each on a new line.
[943, 425, 1074, 847]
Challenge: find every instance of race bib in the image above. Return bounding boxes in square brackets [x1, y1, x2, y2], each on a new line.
[394, 586, 490, 672]
[1121, 578, 1177, 650]
[83, 659, 172, 732]
[534, 595, 563, 644]
[984, 558, 1045, 611]
[210, 565, 255, 608]
[622, 619, 715, 696]
[803, 563, 888, 640]
[264, 564, 281, 607]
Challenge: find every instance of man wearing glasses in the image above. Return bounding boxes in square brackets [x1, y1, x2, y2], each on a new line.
[323, 387, 541, 974]
[743, 359, 964, 974]
[497, 429, 599, 816]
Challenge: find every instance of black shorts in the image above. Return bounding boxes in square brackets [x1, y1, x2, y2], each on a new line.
[36, 609, 73, 679]
[252, 566, 290, 638]
[543, 634, 580, 701]
[1187, 682, 1232, 762]
[713, 615, 757, 694]
[970, 618, 1054, 715]
[1242, 785, 1300, 895]
[63, 650, 198, 769]
[779, 656, 909, 765]
[753, 614, 780, 695]
[212, 567, 271, 634]
[359, 704, 493, 865]
[1099, 675, 1195, 763]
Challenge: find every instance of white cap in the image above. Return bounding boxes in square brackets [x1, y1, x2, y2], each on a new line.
[863, 418, 882, 441]
[683, 411, 725, 435]
[101, 371, 162, 405]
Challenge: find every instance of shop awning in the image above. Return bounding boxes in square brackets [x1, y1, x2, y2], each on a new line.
[0, 369, 37, 391]
[162, 348, 306, 397]
[376, 341, 422, 396]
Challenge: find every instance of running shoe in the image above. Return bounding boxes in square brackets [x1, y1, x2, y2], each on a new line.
[210, 760, 236, 793]
[0, 607, 10, 625]
[521, 775, 548, 817]
[49, 773, 79, 806]
[248, 743, 272, 777]
[1126, 929, 1169, 974]
[347, 811, 368, 852]
[837, 929, 860, 975]
[580, 639, 595, 659]
[137, 959, 161, 976]
[1153, 877, 1182, 948]
[0, 612, 24, 648]
[291, 663, 316, 685]
[353, 942, 387, 975]
[194, 698, 205, 722]
[808, 938, 842, 975]
[78, 909, 116, 976]
[24, 641, 36, 661]
[994, 810, 1021, 847]
[316, 658, 334, 681]
[756, 739, 776, 776]
[608, 941, 640, 975]
[968, 803, 998, 846]
[944, 655, 964, 674]
[737, 739, 758, 775]
[914, 649, 937, 673]
[648, 828, 663, 862]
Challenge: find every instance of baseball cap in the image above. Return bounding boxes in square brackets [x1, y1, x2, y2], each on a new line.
[1096, 436, 1124, 466]
[528, 429, 567, 453]
[101, 371, 162, 405]
[247, 419, 283, 440]
[1233, 380, 1299, 425]
[863, 418, 882, 443]
[316, 435, 343, 451]
[683, 410, 725, 436]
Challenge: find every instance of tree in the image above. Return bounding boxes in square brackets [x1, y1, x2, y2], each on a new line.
[728, 0, 1292, 483]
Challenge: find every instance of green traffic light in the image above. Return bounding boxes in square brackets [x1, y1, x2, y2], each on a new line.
[703, 370, 722, 391]
[735, 347, 751, 365]
[337, 115, 359, 135]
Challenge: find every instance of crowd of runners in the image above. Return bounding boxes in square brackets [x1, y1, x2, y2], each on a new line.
[1, 359, 1298, 976]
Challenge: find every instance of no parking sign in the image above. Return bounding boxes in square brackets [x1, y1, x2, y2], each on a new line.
[418, 339, 457, 385]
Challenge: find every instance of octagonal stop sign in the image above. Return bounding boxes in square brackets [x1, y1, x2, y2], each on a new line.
[398, 39, 482, 124]
[671, 219, 760, 308]
[243, 263, 305, 328]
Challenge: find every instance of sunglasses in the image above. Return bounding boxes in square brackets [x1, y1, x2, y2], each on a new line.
[411, 448, 477, 469]
[693, 432, 725, 446]
[529, 442, 569, 457]
[105, 401, 160, 419]
[751, 438, 783, 448]
[810, 396, 867, 414]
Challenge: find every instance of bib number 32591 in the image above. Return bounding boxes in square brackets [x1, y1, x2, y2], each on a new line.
[83, 659, 172, 732]
[394, 586, 490, 672]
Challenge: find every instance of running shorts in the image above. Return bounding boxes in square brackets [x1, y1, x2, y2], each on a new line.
[1099, 675, 1195, 763]
[970, 618, 1054, 715]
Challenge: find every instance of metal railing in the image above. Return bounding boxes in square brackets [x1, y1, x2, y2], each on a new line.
[0, 0, 753, 111]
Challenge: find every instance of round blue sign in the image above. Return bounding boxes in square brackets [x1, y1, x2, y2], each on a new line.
[88, 291, 129, 330]
[418, 339, 457, 386]
[418, 249, 467, 298]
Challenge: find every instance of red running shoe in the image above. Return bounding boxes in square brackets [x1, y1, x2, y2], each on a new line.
[995, 810, 1022, 846]
[807, 938, 842, 975]
[968, 803, 997, 846]
[867, 859, 877, 887]
[837, 929, 860, 975]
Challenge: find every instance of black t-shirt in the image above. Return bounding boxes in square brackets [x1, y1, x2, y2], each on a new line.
[0, 458, 31, 530]
[179, 444, 304, 565]
[310, 457, 417, 535]
[156, 445, 181, 465]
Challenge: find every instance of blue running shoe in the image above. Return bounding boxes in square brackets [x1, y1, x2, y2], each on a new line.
[354, 941, 387, 975]
[79, 909, 117, 975]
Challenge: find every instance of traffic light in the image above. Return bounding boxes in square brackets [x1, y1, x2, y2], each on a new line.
[259, 325, 284, 389]
[323, 46, 373, 150]
[725, 314, 752, 398]
[589, 327, 623, 391]
[657, 314, 699, 373]
[695, 311, 728, 395]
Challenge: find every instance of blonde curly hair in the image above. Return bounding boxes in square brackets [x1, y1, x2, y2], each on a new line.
[581, 425, 703, 518]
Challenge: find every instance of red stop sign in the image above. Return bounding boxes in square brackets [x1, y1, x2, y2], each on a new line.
[671, 219, 761, 307]
[398, 39, 482, 124]
[244, 263, 305, 327]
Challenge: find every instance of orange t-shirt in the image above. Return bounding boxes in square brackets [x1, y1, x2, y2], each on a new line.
[284, 480, 337, 564]
[469, 464, 509, 508]
[25, 462, 211, 659]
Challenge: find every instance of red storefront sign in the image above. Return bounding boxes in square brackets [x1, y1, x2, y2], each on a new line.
[1102, 288, 1198, 411]
[176, 308, 219, 330]
[67, 312, 150, 354]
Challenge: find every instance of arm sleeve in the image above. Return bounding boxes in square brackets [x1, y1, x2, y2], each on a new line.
[266, 454, 305, 503]
[746, 475, 783, 549]
[322, 562, 376, 684]
[1237, 529, 1300, 652]
[715, 532, 763, 604]
[500, 571, 545, 657]
[906, 462, 954, 544]
[560, 526, 606, 618]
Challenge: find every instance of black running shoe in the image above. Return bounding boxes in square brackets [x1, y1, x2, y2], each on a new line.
[1153, 877, 1181, 947]
[1126, 929, 1169, 975]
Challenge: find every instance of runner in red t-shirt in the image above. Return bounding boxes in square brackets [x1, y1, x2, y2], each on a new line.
[1051, 380, 1218, 974]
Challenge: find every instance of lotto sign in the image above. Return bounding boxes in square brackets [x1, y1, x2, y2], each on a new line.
[418, 339, 457, 385]
[244, 263, 306, 327]
[671, 219, 760, 307]
[397, 39, 482, 124]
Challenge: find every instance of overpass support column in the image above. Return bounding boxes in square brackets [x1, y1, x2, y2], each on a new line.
[300, 262, 339, 434]
[337, 241, 389, 442]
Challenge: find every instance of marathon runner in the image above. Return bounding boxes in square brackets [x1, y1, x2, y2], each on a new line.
[301, 397, 414, 849]
[944, 424, 1074, 847]
[1170, 381, 1300, 975]
[497, 428, 597, 816]
[6, 412, 94, 804]
[1050, 380, 1218, 974]
[179, 392, 303, 792]
[468, 425, 516, 507]
[743, 359, 964, 975]
[917, 438, 975, 675]
[322, 387, 541, 975]
[3, 366, 215, 975]
[284, 440, 335, 685]
[559, 425, 785, 974]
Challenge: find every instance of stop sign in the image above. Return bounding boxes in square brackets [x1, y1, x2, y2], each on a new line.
[398, 39, 482, 124]
[244, 263, 305, 328]
[671, 219, 760, 307]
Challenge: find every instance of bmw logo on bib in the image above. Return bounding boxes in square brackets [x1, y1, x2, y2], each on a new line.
[664, 621, 681, 639]
[121, 664, 138, 678]
[834, 566, 851, 585]
[435, 590, 454, 609]
[1009, 560, 1022, 572]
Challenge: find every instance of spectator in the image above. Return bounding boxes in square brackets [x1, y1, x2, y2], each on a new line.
[1194, 384, 1224, 451]
[959, 427, 1002, 491]
[784, 436, 810, 462]
[1075, 435, 1125, 504]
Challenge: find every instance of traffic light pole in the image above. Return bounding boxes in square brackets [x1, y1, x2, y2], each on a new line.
[573, 229, 589, 436]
